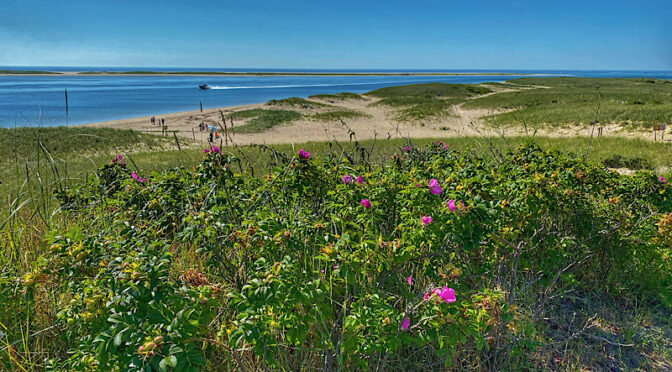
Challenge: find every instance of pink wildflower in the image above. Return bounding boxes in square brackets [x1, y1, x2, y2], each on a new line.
[360, 199, 372, 208]
[131, 172, 147, 183]
[440, 287, 456, 303]
[446, 199, 456, 212]
[203, 148, 210, 153]
[298, 149, 310, 159]
[211, 145, 221, 154]
[428, 286, 456, 303]
[406, 276, 413, 285]
[421, 216, 433, 225]
[401, 316, 410, 331]
[356, 176, 365, 184]
[659, 176, 667, 184]
[342, 175, 353, 184]
[402, 146, 412, 152]
[428, 179, 442, 195]
[112, 155, 125, 165]
[423, 292, 431, 300]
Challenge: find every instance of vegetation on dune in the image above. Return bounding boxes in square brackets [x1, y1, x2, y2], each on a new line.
[308, 92, 365, 100]
[230, 108, 303, 133]
[0, 127, 168, 164]
[367, 83, 492, 121]
[266, 97, 332, 109]
[2, 125, 672, 370]
[3, 141, 672, 370]
[310, 110, 371, 121]
[367, 83, 492, 99]
[464, 77, 672, 129]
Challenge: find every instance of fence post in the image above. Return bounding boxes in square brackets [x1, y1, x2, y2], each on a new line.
[173, 132, 182, 151]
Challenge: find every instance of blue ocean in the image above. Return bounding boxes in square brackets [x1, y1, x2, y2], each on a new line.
[1, 67, 671, 128]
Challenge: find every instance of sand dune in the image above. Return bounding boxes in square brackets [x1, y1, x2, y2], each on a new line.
[83, 93, 639, 145]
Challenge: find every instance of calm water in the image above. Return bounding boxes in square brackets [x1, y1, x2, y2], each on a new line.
[1, 68, 671, 128]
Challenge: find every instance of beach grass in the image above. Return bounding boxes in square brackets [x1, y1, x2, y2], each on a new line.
[266, 97, 333, 109]
[308, 92, 365, 100]
[464, 77, 672, 128]
[310, 110, 371, 121]
[0, 126, 169, 164]
[367, 82, 492, 98]
[367, 83, 492, 121]
[230, 108, 303, 133]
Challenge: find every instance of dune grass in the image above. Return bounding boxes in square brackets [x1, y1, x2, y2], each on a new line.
[266, 97, 332, 109]
[310, 110, 371, 121]
[367, 83, 492, 121]
[308, 92, 365, 100]
[464, 77, 672, 129]
[230, 109, 303, 133]
[0, 127, 168, 164]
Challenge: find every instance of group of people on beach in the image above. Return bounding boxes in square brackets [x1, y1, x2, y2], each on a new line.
[151, 116, 169, 136]
[197, 122, 220, 142]
[150, 116, 165, 126]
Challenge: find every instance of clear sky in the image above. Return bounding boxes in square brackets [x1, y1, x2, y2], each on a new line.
[1, 0, 670, 70]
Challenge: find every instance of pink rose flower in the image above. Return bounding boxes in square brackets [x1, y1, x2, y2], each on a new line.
[342, 175, 353, 184]
[360, 199, 372, 208]
[401, 316, 410, 331]
[428, 179, 442, 195]
[298, 149, 310, 159]
[446, 199, 456, 212]
[421, 216, 432, 225]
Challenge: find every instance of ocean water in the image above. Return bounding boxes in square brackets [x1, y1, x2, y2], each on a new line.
[1, 68, 671, 128]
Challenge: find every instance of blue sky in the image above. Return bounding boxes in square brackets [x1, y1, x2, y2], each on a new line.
[1, 0, 670, 70]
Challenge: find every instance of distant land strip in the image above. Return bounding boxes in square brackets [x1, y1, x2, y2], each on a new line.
[73, 71, 528, 76]
[0, 70, 537, 77]
[0, 70, 62, 74]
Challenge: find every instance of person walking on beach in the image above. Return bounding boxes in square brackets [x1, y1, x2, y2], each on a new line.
[209, 131, 213, 142]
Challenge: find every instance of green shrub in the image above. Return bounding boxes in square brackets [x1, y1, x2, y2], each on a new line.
[5, 142, 672, 370]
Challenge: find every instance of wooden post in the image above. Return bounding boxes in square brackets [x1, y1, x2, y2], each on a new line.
[65, 88, 69, 126]
[173, 132, 181, 151]
[218, 110, 229, 146]
[200, 101, 203, 113]
[192, 128, 196, 140]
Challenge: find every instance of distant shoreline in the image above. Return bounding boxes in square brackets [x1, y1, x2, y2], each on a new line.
[0, 70, 531, 77]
